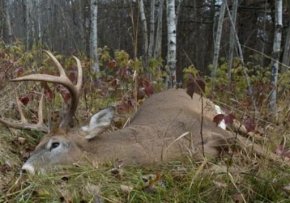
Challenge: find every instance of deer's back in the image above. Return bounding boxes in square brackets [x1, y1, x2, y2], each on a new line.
[84, 89, 230, 164]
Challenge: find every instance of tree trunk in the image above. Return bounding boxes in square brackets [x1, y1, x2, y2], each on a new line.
[154, 0, 164, 58]
[166, 0, 177, 88]
[4, 0, 13, 43]
[270, 0, 283, 118]
[37, 0, 42, 44]
[227, 0, 239, 80]
[148, 0, 156, 59]
[282, 21, 290, 71]
[175, 0, 183, 25]
[211, 0, 226, 88]
[25, 0, 33, 49]
[138, 0, 149, 64]
[90, 0, 99, 73]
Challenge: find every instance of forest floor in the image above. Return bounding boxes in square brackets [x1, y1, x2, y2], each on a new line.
[1, 105, 290, 202]
[1, 45, 290, 202]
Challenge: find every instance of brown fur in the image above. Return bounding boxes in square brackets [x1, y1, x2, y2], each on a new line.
[23, 89, 233, 172]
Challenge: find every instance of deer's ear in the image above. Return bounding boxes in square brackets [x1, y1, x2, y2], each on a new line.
[81, 106, 115, 139]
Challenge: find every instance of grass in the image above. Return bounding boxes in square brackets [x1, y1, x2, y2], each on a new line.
[1, 138, 290, 203]
[1, 46, 290, 202]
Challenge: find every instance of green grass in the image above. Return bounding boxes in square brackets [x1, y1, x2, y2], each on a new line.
[2, 150, 290, 203]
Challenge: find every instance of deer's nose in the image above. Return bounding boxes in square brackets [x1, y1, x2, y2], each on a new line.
[21, 163, 35, 174]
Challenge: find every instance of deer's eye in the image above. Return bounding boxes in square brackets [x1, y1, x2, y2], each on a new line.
[50, 142, 60, 150]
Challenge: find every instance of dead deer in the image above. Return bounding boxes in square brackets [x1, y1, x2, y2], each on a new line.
[0, 51, 235, 174]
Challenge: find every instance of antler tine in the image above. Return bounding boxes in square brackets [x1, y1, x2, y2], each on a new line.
[44, 50, 67, 77]
[73, 56, 83, 92]
[37, 89, 45, 126]
[10, 50, 83, 128]
[15, 93, 28, 123]
[0, 91, 48, 132]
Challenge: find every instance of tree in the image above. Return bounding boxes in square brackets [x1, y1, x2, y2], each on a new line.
[166, 0, 177, 87]
[138, 0, 149, 64]
[4, 0, 13, 43]
[270, 0, 283, 118]
[148, 0, 156, 59]
[212, 0, 226, 88]
[282, 20, 290, 70]
[25, 0, 33, 49]
[90, 0, 99, 72]
[154, 0, 164, 58]
[227, 0, 239, 80]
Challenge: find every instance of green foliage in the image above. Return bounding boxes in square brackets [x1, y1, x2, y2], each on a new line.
[183, 65, 199, 83]
[115, 50, 130, 68]
[2, 43, 290, 202]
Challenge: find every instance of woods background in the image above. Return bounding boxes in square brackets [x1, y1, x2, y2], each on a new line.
[1, 0, 289, 79]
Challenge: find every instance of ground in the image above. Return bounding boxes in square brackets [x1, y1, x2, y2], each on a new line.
[1, 124, 290, 202]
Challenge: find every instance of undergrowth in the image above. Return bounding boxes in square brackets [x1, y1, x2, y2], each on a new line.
[1, 42, 290, 202]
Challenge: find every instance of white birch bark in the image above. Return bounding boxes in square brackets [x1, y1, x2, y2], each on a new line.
[270, 0, 283, 117]
[154, 0, 164, 58]
[4, 0, 13, 43]
[90, 0, 99, 72]
[175, 0, 183, 25]
[139, 0, 148, 61]
[212, 0, 226, 86]
[282, 21, 290, 70]
[148, 0, 156, 58]
[25, 0, 33, 49]
[166, 0, 177, 87]
[227, 0, 238, 80]
[37, 0, 42, 44]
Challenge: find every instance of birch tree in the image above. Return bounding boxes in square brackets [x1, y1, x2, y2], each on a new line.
[154, 0, 164, 58]
[138, 0, 149, 64]
[4, 0, 13, 43]
[212, 0, 226, 87]
[25, 0, 33, 49]
[90, 0, 99, 72]
[282, 21, 290, 70]
[166, 0, 177, 87]
[36, 0, 42, 44]
[148, 0, 156, 59]
[270, 0, 283, 117]
[227, 0, 239, 80]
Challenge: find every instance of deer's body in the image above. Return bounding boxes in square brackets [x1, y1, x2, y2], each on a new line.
[22, 89, 231, 173]
[0, 52, 232, 174]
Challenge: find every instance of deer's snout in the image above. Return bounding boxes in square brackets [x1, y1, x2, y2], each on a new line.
[21, 163, 35, 174]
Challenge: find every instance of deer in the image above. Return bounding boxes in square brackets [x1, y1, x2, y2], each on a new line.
[0, 51, 265, 174]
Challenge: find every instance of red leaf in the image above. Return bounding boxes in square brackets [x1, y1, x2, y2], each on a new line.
[186, 74, 195, 98]
[56, 85, 71, 103]
[243, 117, 256, 132]
[143, 81, 154, 96]
[15, 67, 24, 77]
[213, 114, 225, 126]
[108, 59, 117, 69]
[41, 82, 54, 101]
[186, 74, 206, 98]
[68, 70, 77, 83]
[224, 113, 235, 125]
[19, 96, 30, 106]
[195, 78, 206, 94]
[45, 89, 54, 101]
[62, 91, 71, 103]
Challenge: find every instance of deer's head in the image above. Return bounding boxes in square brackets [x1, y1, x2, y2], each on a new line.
[0, 51, 115, 174]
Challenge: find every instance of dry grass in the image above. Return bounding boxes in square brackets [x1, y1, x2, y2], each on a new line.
[1, 125, 290, 203]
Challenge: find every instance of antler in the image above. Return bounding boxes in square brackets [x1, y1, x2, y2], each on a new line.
[2, 50, 83, 129]
[0, 91, 48, 132]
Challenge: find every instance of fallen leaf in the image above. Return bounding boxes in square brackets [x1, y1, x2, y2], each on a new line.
[120, 185, 133, 193]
